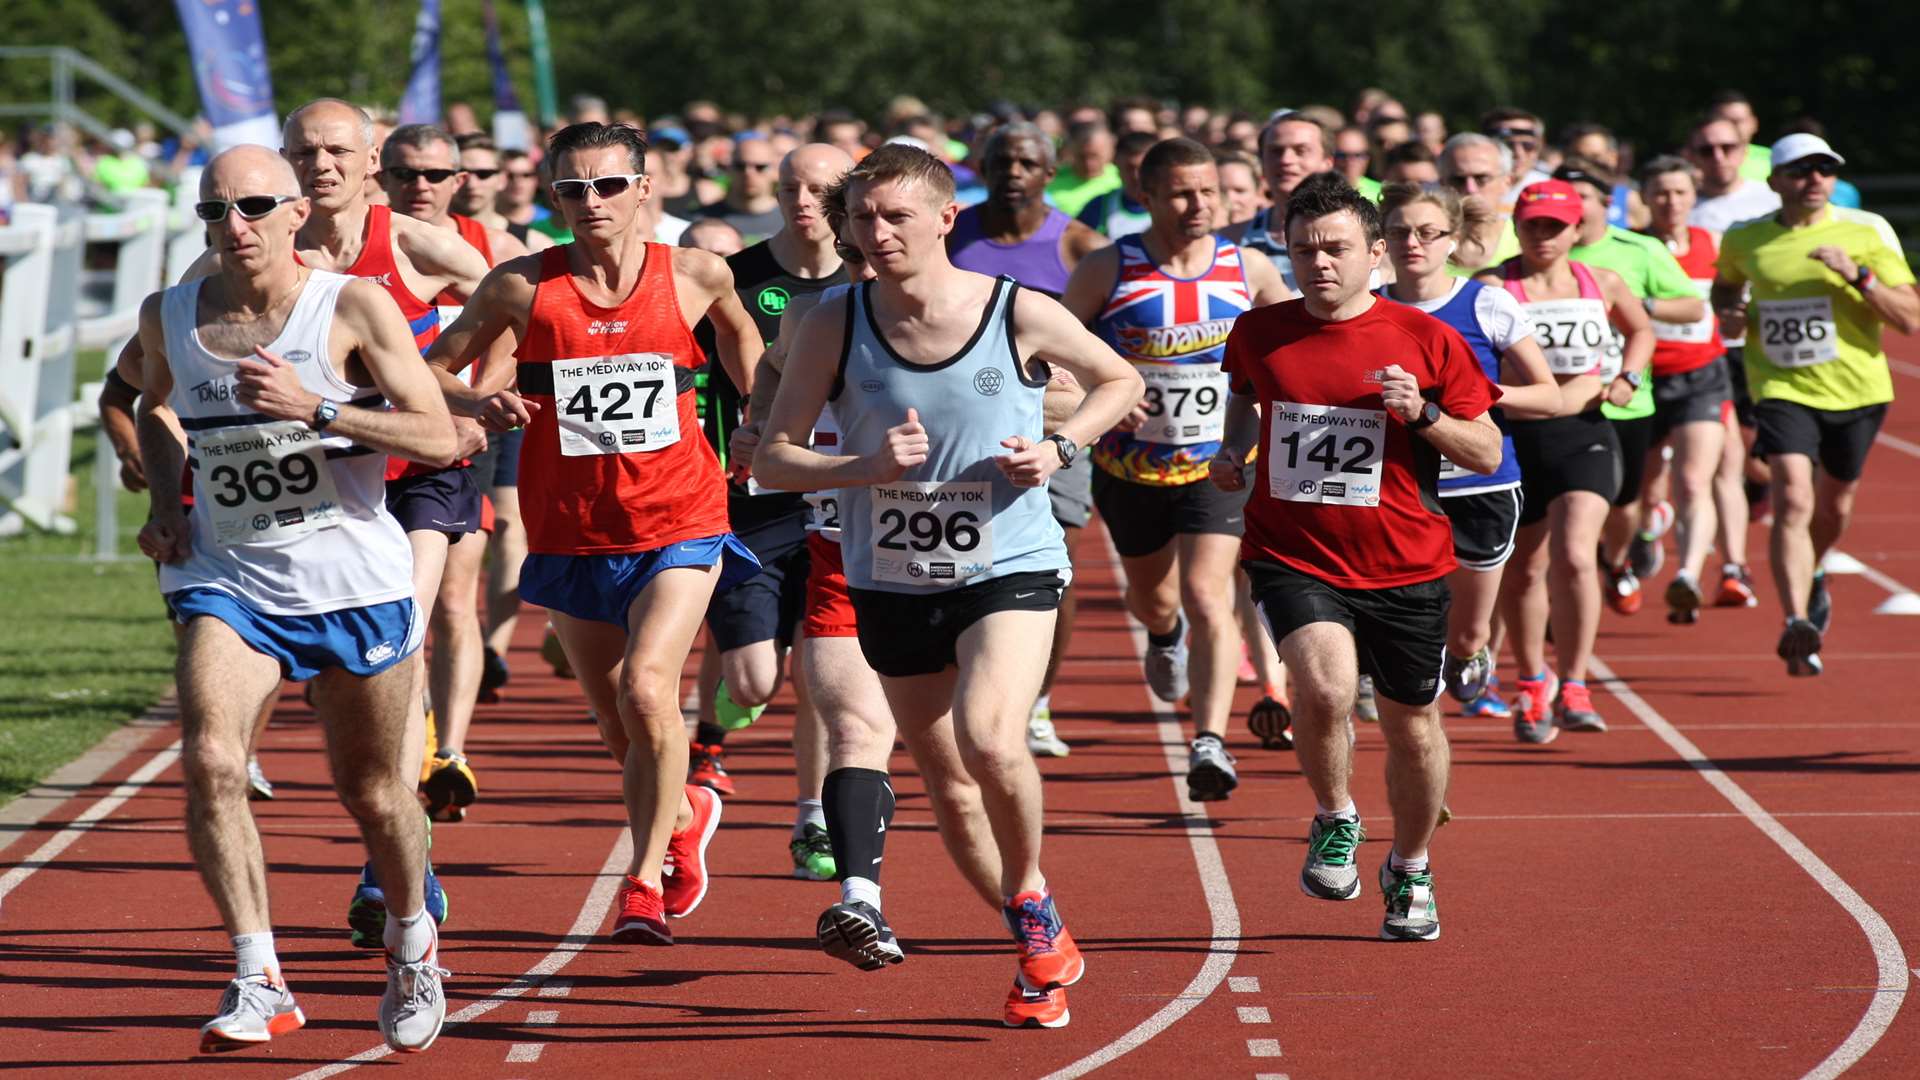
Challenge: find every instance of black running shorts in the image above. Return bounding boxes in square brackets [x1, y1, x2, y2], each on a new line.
[1509, 412, 1621, 527]
[1441, 487, 1523, 571]
[1092, 468, 1249, 559]
[849, 570, 1066, 678]
[1245, 559, 1449, 707]
[1751, 399, 1888, 483]
[385, 466, 482, 541]
[1652, 356, 1733, 443]
[705, 504, 811, 652]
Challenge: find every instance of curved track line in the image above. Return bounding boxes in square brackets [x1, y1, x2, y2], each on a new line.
[1590, 655, 1908, 1079]
[1036, 538, 1243, 1080]
[289, 827, 634, 1080]
[0, 739, 182, 912]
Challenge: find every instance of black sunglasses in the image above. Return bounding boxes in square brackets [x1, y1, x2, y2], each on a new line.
[193, 195, 299, 223]
[384, 166, 462, 184]
[551, 173, 644, 200]
[1782, 159, 1839, 178]
[466, 168, 501, 180]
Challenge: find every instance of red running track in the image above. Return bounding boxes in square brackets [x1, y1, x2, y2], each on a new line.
[3, 340, 1919, 1078]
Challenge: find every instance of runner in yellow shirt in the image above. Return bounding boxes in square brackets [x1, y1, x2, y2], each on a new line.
[1713, 134, 1920, 676]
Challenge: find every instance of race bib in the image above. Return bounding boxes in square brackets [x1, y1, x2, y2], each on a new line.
[551, 353, 681, 456]
[802, 411, 843, 537]
[195, 421, 343, 546]
[1652, 279, 1716, 345]
[437, 306, 480, 387]
[1266, 402, 1386, 507]
[1135, 362, 1229, 446]
[1758, 297, 1838, 367]
[1526, 298, 1609, 375]
[868, 481, 993, 585]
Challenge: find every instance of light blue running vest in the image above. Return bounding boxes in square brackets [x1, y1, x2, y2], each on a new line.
[831, 276, 1067, 592]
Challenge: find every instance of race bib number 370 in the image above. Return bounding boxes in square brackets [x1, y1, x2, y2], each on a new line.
[196, 421, 343, 546]
[1267, 402, 1386, 507]
[551, 353, 681, 456]
[869, 481, 993, 585]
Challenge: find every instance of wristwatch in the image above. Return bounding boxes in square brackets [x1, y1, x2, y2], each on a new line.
[1621, 370, 1645, 390]
[311, 399, 339, 432]
[1043, 433, 1078, 467]
[1406, 401, 1444, 431]
[1854, 267, 1878, 293]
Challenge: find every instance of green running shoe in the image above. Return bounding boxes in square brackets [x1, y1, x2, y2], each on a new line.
[714, 680, 766, 732]
[790, 823, 837, 881]
[1300, 814, 1365, 900]
[1379, 861, 1440, 941]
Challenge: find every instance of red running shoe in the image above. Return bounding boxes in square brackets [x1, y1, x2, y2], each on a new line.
[1003, 978, 1070, 1028]
[1605, 564, 1642, 615]
[1003, 890, 1085, 991]
[611, 876, 671, 945]
[1715, 565, 1759, 608]
[687, 742, 736, 797]
[663, 784, 722, 918]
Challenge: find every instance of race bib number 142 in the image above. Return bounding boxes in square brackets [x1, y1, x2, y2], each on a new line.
[1267, 402, 1386, 507]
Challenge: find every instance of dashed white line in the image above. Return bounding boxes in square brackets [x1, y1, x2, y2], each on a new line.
[1246, 1038, 1284, 1057]
[0, 739, 182, 910]
[538, 979, 573, 998]
[1237, 1006, 1272, 1024]
[1228, 977, 1261, 993]
[505, 1010, 561, 1064]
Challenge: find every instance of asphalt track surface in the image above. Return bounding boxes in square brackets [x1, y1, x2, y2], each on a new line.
[4, 338, 1920, 1078]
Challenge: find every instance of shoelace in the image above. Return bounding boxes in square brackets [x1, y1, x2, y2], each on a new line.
[1560, 683, 1593, 712]
[1309, 819, 1363, 864]
[394, 959, 451, 1013]
[1384, 870, 1435, 912]
[222, 978, 283, 1022]
[1014, 899, 1059, 955]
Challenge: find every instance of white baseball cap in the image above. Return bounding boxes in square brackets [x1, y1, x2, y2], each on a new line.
[1770, 133, 1845, 169]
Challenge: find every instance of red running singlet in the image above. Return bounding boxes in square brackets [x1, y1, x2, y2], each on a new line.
[514, 243, 730, 555]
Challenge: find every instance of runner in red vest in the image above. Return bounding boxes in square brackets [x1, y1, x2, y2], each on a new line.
[428, 121, 765, 946]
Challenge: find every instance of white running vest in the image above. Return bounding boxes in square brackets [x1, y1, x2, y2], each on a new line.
[159, 270, 415, 615]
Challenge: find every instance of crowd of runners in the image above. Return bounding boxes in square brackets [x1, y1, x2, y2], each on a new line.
[89, 85, 1915, 1050]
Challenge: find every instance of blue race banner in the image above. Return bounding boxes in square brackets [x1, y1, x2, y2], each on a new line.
[172, 0, 280, 151]
[398, 0, 442, 126]
[485, 0, 530, 150]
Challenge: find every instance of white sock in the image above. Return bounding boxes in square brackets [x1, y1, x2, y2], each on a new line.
[842, 875, 882, 910]
[1390, 850, 1430, 874]
[1032, 693, 1051, 714]
[792, 798, 825, 838]
[1316, 800, 1359, 821]
[233, 931, 279, 983]
[384, 906, 436, 964]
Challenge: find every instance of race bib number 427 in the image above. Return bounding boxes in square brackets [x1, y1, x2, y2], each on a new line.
[1267, 402, 1386, 507]
[551, 353, 681, 456]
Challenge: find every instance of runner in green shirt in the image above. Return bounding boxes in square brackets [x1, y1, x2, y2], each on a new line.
[1046, 121, 1121, 218]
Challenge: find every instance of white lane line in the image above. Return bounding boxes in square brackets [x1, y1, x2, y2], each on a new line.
[1035, 532, 1242, 1080]
[1886, 358, 1920, 380]
[1826, 549, 1920, 615]
[504, 1010, 560, 1064]
[1589, 655, 1908, 1080]
[290, 828, 634, 1080]
[1228, 976, 1261, 993]
[1247, 1038, 1283, 1057]
[0, 739, 182, 911]
[1237, 1006, 1272, 1024]
[1877, 430, 1920, 459]
[537, 979, 573, 998]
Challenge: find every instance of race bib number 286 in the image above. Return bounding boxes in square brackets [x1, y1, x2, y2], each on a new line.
[1266, 402, 1386, 507]
[551, 353, 681, 457]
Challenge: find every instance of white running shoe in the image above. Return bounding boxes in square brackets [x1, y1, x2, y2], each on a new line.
[200, 975, 304, 1053]
[380, 936, 449, 1053]
[1026, 707, 1070, 757]
[1143, 613, 1190, 703]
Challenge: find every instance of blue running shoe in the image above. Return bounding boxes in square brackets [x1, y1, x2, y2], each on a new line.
[349, 862, 449, 949]
[1463, 674, 1511, 719]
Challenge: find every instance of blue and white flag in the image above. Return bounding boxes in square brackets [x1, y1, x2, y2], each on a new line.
[485, 0, 530, 150]
[172, 0, 280, 150]
[398, 0, 442, 126]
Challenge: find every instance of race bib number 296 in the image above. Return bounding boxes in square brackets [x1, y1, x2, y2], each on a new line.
[551, 353, 681, 457]
[1266, 402, 1386, 507]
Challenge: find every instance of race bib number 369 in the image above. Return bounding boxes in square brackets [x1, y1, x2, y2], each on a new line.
[551, 353, 681, 456]
[196, 421, 343, 546]
[1267, 402, 1386, 507]
[869, 481, 993, 585]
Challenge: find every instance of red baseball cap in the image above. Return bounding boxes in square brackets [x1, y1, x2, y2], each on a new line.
[1513, 180, 1584, 225]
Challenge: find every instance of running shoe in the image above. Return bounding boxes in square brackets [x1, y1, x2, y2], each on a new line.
[200, 975, 304, 1053]
[1003, 978, 1070, 1029]
[611, 876, 672, 945]
[1714, 563, 1759, 608]
[663, 784, 722, 918]
[687, 742, 736, 797]
[1464, 675, 1512, 719]
[1778, 617, 1824, 677]
[1443, 646, 1494, 704]
[478, 645, 509, 704]
[419, 708, 438, 785]
[540, 623, 573, 679]
[817, 900, 906, 970]
[1807, 570, 1832, 635]
[1143, 613, 1189, 703]
[1512, 672, 1558, 744]
[713, 679, 766, 732]
[1246, 696, 1293, 751]
[1003, 890, 1084, 991]
[420, 750, 478, 823]
[245, 756, 275, 802]
[348, 860, 449, 949]
[1554, 679, 1606, 733]
[379, 934, 449, 1053]
[1027, 705, 1070, 757]
[1237, 646, 1258, 685]
[1353, 675, 1380, 723]
[790, 822, 837, 881]
[1300, 814, 1365, 900]
[1605, 563, 1643, 615]
[1378, 862, 1440, 942]
[1627, 532, 1664, 580]
[1186, 736, 1238, 801]
[1665, 572, 1704, 625]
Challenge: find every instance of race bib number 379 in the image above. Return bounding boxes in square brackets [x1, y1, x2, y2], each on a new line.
[1136, 362, 1229, 446]
[551, 353, 681, 456]
[196, 421, 343, 546]
[869, 481, 993, 585]
[1267, 402, 1386, 507]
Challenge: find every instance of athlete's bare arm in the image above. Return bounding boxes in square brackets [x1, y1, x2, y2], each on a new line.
[1238, 247, 1296, 306]
[393, 212, 492, 302]
[1001, 287, 1144, 486]
[133, 293, 189, 563]
[1597, 266, 1655, 407]
[674, 246, 762, 400]
[754, 295, 906, 491]
[734, 288, 830, 470]
[98, 338, 148, 491]
[1209, 391, 1261, 492]
[1059, 245, 1120, 326]
[426, 254, 541, 427]
[1380, 362, 1503, 475]
[1060, 219, 1109, 270]
[1494, 336, 1562, 418]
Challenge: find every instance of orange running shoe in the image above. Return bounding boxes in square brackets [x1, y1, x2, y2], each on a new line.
[1714, 564, 1759, 608]
[1605, 564, 1642, 615]
[687, 742, 736, 797]
[662, 784, 722, 918]
[1004, 890, 1085, 991]
[611, 876, 672, 945]
[1003, 978, 1070, 1028]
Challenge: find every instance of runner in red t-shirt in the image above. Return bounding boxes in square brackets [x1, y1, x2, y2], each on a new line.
[1211, 174, 1502, 943]
[428, 122, 765, 947]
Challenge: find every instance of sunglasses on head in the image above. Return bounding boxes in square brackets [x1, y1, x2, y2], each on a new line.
[1782, 159, 1838, 178]
[551, 173, 644, 200]
[465, 168, 500, 180]
[193, 194, 299, 223]
[384, 166, 462, 184]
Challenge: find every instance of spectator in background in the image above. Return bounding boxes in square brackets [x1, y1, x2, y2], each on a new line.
[93, 129, 151, 197]
[646, 125, 709, 217]
[1706, 90, 1771, 183]
[681, 215, 743, 256]
[1332, 125, 1380, 200]
[1351, 87, 1393, 127]
[1778, 117, 1863, 209]
[1561, 123, 1648, 229]
[1112, 97, 1160, 135]
[1222, 114, 1259, 154]
[1684, 115, 1780, 234]
[0, 138, 19, 222]
[1383, 141, 1440, 185]
[1416, 111, 1448, 155]
[1481, 106, 1548, 192]
[568, 94, 610, 125]
[445, 101, 482, 136]
[160, 116, 213, 179]
[1215, 148, 1266, 226]
[698, 133, 783, 243]
[496, 147, 563, 244]
[1047, 120, 1120, 217]
[19, 124, 80, 203]
[1077, 130, 1157, 238]
[815, 109, 868, 159]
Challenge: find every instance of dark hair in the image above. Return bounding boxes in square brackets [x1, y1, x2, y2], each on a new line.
[454, 131, 496, 153]
[1707, 88, 1752, 109]
[1479, 106, 1544, 135]
[1558, 122, 1617, 153]
[1777, 115, 1827, 139]
[1115, 130, 1159, 159]
[547, 121, 649, 175]
[832, 142, 956, 208]
[1284, 170, 1382, 246]
[1384, 141, 1435, 168]
[1553, 154, 1619, 193]
[1259, 111, 1333, 158]
[1139, 136, 1215, 192]
[380, 123, 457, 165]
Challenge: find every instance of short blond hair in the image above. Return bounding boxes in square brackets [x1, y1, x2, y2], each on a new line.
[831, 142, 955, 210]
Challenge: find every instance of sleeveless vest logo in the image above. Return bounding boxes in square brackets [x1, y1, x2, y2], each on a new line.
[973, 368, 1003, 396]
[586, 319, 629, 335]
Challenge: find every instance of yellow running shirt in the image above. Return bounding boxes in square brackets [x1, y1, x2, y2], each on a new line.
[1717, 207, 1914, 411]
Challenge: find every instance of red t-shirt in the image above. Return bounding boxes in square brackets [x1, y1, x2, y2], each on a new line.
[1222, 297, 1500, 588]
[514, 243, 731, 555]
[1646, 225, 1723, 377]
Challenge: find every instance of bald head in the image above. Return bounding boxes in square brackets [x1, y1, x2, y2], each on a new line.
[780, 143, 855, 187]
[283, 98, 374, 150]
[778, 143, 855, 241]
[204, 145, 300, 198]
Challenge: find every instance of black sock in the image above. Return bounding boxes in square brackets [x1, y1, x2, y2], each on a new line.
[1193, 730, 1223, 747]
[823, 767, 894, 887]
[1147, 613, 1184, 648]
[695, 722, 728, 747]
